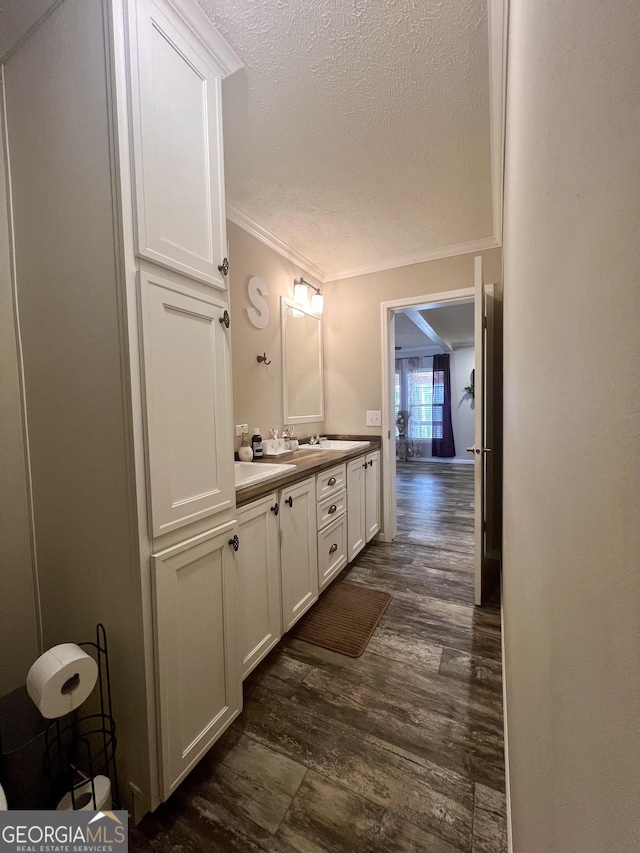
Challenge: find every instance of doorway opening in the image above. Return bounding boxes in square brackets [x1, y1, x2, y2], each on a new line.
[393, 300, 475, 555]
[380, 287, 474, 542]
[380, 262, 501, 605]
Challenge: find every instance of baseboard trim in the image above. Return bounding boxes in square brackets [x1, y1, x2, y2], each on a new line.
[501, 573, 514, 852]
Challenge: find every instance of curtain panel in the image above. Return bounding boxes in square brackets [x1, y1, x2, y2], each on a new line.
[432, 353, 456, 457]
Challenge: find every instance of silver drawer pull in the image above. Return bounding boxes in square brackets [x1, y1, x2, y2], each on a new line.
[328, 504, 337, 514]
[327, 477, 337, 486]
[329, 543, 338, 554]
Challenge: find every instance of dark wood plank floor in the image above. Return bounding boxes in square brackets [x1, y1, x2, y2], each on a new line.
[396, 461, 475, 550]
[131, 462, 506, 853]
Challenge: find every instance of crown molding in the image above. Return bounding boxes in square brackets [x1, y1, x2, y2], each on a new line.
[227, 207, 502, 285]
[487, 0, 508, 244]
[168, 0, 243, 77]
[226, 204, 325, 283]
[323, 237, 502, 282]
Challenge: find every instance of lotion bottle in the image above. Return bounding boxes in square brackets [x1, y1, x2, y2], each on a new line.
[238, 432, 253, 462]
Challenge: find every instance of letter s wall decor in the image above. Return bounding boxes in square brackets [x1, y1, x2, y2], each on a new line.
[246, 276, 269, 329]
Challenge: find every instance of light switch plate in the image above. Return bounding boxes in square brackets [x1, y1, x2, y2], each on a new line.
[235, 423, 248, 436]
[366, 410, 382, 426]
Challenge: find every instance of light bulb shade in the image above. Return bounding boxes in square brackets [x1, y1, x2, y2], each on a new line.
[310, 292, 324, 314]
[293, 282, 308, 305]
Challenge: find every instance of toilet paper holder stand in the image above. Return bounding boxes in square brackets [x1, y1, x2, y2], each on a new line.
[43, 624, 120, 810]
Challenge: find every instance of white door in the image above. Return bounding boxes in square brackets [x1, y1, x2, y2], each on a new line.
[347, 457, 366, 561]
[140, 271, 234, 537]
[153, 521, 242, 798]
[237, 494, 282, 678]
[472, 256, 496, 605]
[365, 451, 380, 542]
[280, 478, 318, 631]
[127, 0, 232, 288]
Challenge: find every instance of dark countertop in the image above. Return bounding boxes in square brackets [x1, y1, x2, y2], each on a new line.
[235, 435, 382, 507]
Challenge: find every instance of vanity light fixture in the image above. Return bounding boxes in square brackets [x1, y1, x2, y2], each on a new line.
[293, 278, 324, 315]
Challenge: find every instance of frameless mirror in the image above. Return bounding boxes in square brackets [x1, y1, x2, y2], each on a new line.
[281, 297, 324, 424]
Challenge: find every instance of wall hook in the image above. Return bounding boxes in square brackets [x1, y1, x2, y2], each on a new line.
[257, 353, 271, 365]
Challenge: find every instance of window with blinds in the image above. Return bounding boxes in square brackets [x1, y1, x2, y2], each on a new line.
[395, 358, 444, 441]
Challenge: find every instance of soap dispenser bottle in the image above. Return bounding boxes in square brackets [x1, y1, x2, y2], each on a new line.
[238, 432, 253, 462]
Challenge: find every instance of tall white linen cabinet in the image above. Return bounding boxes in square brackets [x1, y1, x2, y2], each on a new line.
[1, 0, 243, 816]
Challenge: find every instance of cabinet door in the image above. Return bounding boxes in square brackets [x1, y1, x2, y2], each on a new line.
[127, 0, 237, 288]
[153, 521, 241, 798]
[140, 272, 234, 537]
[237, 495, 282, 679]
[347, 457, 366, 561]
[280, 478, 318, 631]
[365, 451, 381, 542]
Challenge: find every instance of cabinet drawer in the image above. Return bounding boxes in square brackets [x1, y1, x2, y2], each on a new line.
[317, 489, 346, 530]
[317, 515, 347, 590]
[316, 464, 346, 501]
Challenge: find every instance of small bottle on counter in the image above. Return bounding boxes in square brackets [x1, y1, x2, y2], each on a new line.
[238, 432, 253, 462]
[251, 428, 263, 459]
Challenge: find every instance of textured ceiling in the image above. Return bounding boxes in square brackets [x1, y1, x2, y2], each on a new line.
[197, 0, 494, 278]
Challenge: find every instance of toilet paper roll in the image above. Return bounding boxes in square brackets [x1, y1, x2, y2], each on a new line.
[56, 775, 111, 811]
[26, 643, 98, 719]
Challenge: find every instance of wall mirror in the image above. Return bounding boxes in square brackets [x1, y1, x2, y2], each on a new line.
[281, 297, 324, 424]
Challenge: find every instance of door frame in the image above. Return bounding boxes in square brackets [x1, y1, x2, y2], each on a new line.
[379, 287, 474, 543]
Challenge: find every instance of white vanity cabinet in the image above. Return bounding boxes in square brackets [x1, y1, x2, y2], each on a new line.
[152, 522, 242, 798]
[280, 478, 319, 631]
[236, 494, 282, 678]
[347, 450, 381, 560]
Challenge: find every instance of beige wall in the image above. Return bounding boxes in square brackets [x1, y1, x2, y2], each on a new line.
[322, 248, 502, 435]
[227, 225, 501, 446]
[0, 123, 40, 696]
[3, 0, 153, 806]
[502, 0, 640, 850]
[227, 221, 324, 446]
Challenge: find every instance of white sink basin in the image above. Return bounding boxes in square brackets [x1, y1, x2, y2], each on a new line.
[234, 461, 296, 489]
[305, 440, 371, 452]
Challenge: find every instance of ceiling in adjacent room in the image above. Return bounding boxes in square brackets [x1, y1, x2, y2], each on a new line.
[395, 301, 474, 353]
[197, 0, 496, 280]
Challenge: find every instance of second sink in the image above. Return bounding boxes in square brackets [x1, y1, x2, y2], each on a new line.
[235, 461, 296, 489]
[305, 440, 371, 452]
